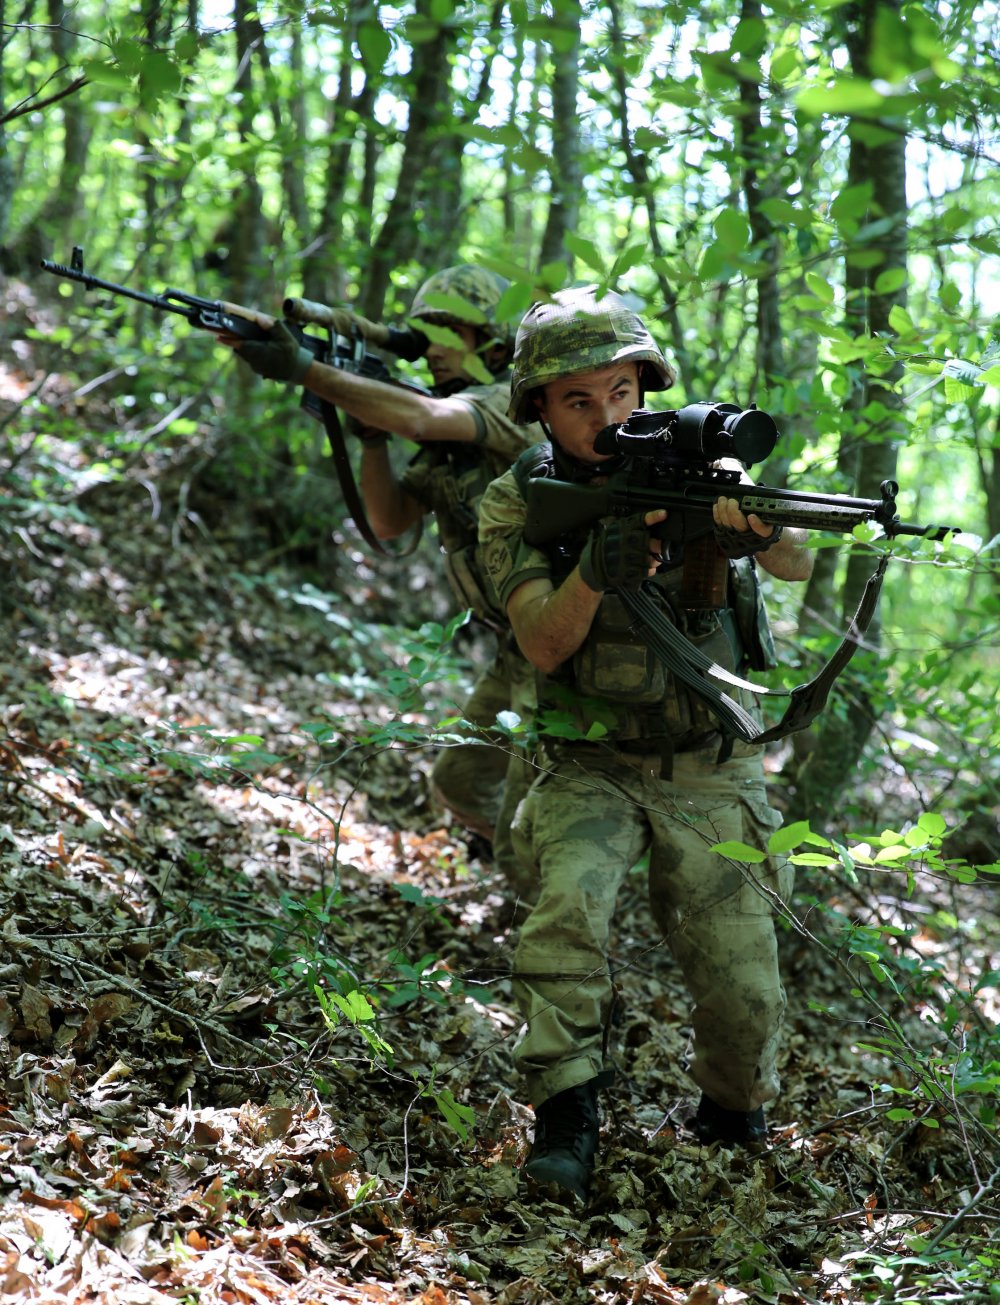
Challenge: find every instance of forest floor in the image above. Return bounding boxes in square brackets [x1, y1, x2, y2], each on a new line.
[1, 302, 998, 1304]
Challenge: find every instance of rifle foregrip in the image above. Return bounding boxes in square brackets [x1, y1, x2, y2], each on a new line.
[738, 495, 876, 533]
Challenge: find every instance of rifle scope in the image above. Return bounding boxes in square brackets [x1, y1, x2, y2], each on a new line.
[594, 402, 778, 468]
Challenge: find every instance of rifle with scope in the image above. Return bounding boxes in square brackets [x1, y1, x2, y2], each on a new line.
[523, 402, 955, 549]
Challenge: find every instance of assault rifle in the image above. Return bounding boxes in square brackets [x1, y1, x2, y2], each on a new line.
[39, 247, 430, 413]
[524, 402, 955, 549]
[40, 247, 430, 556]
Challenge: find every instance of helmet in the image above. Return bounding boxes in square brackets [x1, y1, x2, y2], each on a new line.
[409, 264, 513, 353]
[507, 285, 676, 423]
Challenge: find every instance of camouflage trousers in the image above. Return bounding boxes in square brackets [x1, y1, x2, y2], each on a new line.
[429, 638, 537, 898]
[509, 741, 793, 1110]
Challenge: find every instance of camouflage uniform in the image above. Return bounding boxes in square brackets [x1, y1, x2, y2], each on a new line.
[479, 465, 793, 1110]
[400, 268, 540, 893]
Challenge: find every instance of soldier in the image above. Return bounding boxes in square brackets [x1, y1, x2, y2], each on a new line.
[224, 266, 539, 895]
[477, 285, 815, 1203]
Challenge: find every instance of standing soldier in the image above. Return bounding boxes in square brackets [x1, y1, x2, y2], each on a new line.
[477, 285, 814, 1202]
[225, 265, 539, 895]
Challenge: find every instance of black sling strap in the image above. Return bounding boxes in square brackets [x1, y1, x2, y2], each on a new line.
[615, 553, 889, 744]
[319, 399, 421, 558]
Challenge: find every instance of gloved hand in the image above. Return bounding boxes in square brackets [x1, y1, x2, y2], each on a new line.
[714, 520, 783, 558]
[237, 321, 314, 384]
[578, 515, 655, 591]
[327, 305, 392, 347]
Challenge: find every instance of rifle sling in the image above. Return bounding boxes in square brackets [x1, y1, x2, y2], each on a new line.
[319, 399, 421, 559]
[614, 552, 889, 744]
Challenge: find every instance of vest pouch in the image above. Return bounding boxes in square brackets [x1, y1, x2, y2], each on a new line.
[443, 543, 505, 631]
[573, 592, 667, 705]
[729, 557, 778, 671]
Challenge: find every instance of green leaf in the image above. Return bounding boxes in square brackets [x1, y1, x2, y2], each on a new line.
[730, 17, 767, 56]
[873, 268, 907, 295]
[805, 272, 835, 304]
[830, 182, 874, 221]
[430, 1088, 476, 1141]
[874, 844, 911, 863]
[715, 207, 750, 252]
[797, 79, 887, 116]
[138, 50, 182, 103]
[396, 883, 446, 908]
[419, 291, 487, 325]
[768, 820, 813, 855]
[769, 48, 800, 82]
[463, 352, 495, 385]
[610, 244, 646, 278]
[357, 21, 392, 72]
[888, 304, 916, 334]
[82, 58, 132, 90]
[917, 812, 947, 837]
[759, 197, 807, 226]
[710, 840, 767, 863]
[565, 233, 607, 277]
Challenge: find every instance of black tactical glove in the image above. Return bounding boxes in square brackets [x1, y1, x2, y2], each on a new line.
[237, 321, 314, 384]
[578, 515, 654, 592]
[714, 521, 784, 558]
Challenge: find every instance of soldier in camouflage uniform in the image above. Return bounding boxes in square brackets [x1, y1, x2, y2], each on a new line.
[477, 286, 815, 1203]
[227, 266, 540, 895]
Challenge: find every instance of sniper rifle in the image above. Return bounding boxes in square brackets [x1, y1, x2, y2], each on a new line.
[521, 402, 957, 747]
[524, 402, 954, 549]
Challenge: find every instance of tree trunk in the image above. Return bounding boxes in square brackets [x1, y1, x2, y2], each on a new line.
[302, 0, 372, 302]
[0, 0, 12, 249]
[414, 2, 504, 270]
[787, 0, 909, 829]
[360, 0, 455, 319]
[8, 0, 91, 267]
[538, 3, 582, 273]
[605, 0, 691, 389]
[736, 0, 792, 483]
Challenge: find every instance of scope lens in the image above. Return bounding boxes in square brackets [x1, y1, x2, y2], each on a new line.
[722, 408, 777, 466]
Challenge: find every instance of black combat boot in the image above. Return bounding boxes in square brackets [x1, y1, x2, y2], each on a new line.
[692, 1093, 769, 1148]
[524, 1080, 600, 1203]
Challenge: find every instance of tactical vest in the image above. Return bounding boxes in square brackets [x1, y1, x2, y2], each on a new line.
[411, 437, 516, 630]
[513, 443, 777, 753]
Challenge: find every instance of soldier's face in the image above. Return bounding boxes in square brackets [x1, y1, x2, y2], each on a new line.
[425, 323, 480, 387]
[534, 363, 641, 463]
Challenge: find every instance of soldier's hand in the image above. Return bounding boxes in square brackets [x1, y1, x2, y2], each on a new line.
[329, 306, 393, 348]
[236, 321, 314, 384]
[344, 414, 389, 448]
[579, 510, 666, 592]
[713, 496, 783, 557]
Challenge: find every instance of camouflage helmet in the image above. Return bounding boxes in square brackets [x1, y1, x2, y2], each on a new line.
[409, 264, 513, 352]
[507, 285, 676, 423]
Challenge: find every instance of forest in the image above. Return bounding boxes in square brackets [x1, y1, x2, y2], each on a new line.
[1, 0, 998, 1301]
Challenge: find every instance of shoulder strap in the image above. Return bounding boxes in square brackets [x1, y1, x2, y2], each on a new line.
[512, 441, 555, 494]
[319, 399, 422, 558]
[616, 553, 889, 745]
